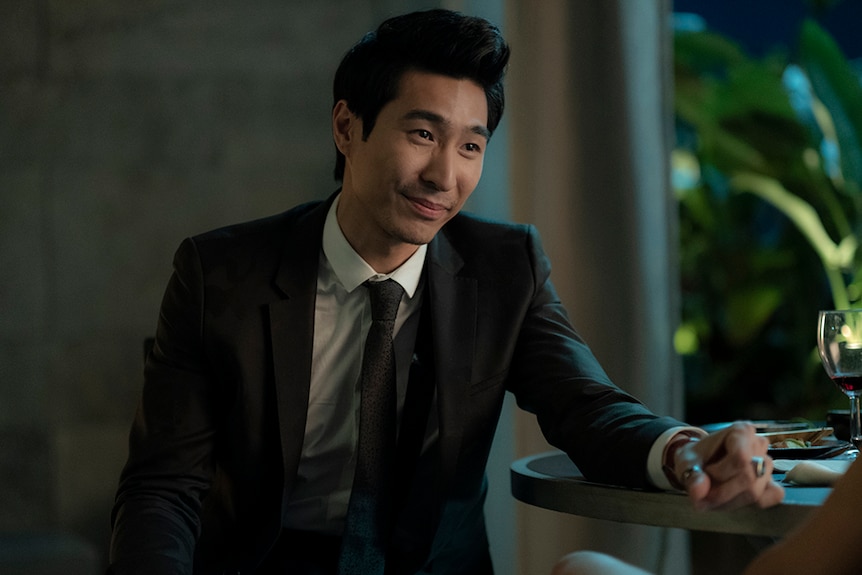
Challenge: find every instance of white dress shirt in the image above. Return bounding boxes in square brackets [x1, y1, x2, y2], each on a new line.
[282, 195, 426, 534]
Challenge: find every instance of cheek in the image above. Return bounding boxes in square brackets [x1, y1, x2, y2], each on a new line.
[379, 148, 419, 184]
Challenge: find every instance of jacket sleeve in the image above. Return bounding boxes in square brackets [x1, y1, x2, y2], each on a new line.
[109, 238, 219, 574]
[506, 225, 685, 487]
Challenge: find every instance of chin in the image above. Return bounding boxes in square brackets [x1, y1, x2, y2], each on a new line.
[392, 225, 439, 247]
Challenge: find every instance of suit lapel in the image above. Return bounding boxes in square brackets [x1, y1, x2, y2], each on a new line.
[269, 196, 333, 494]
[425, 231, 477, 495]
[266, 202, 478, 515]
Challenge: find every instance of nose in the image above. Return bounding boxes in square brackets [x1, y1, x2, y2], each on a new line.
[420, 148, 457, 192]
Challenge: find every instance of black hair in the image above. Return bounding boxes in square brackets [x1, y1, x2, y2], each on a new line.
[332, 9, 510, 181]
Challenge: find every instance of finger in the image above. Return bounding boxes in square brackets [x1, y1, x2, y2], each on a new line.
[751, 455, 767, 479]
[758, 480, 786, 509]
[704, 479, 785, 512]
[677, 422, 772, 510]
[690, 424, 775, 511]
[687, 421, 750, 463]
[705, 449, 773, 486]
[697, 425, 769, 483]
[673, 440, 709, 491]
[699, 456, 780, 510]
[684, 467, 712, 508]
[671, 439, 714, 506]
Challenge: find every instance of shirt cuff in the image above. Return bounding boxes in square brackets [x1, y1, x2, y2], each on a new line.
[647, 426, 707, 490]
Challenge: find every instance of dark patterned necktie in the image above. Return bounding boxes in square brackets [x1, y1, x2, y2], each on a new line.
[337, 279, 404, 575]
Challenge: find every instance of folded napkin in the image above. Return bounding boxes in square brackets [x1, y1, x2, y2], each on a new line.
[773, 460, 853, 485]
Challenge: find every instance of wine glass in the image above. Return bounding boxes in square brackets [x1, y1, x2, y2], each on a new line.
[818, 309, 862, 451]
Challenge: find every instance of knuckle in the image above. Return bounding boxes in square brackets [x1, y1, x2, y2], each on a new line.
[730, 421, 753, 433]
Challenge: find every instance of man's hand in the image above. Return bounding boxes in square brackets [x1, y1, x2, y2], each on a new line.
[670, 421, 785, 511]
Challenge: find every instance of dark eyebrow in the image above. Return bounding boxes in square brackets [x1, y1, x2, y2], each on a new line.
[403, 109, 491, 141]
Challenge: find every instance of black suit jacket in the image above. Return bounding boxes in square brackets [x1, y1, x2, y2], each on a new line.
[109, 195, 685, 574]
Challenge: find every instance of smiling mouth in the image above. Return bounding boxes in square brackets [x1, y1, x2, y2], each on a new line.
[404, 194, 450, 218]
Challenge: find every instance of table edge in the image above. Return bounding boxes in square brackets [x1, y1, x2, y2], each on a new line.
[511, 451, 826, 538]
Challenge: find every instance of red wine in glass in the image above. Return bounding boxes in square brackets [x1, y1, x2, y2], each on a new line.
[831, 375, 862, 395]
[818, 310, 862, 451]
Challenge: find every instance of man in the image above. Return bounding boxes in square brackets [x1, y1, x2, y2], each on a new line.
[109, 9, 784, 575]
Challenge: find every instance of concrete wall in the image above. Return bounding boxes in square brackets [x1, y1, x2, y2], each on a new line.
[0, 1, 459, 570]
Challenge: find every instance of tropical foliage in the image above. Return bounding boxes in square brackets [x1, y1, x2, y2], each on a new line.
[673, 18, 862, 423]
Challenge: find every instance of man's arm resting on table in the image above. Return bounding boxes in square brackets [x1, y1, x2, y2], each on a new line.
[649, 422, 785, 510]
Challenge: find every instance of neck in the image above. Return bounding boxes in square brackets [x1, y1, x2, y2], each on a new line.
[335, 196, 420, 274]
[354, 241, 419, 275]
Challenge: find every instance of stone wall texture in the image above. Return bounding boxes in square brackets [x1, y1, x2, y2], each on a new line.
[0, 0, 443, 570]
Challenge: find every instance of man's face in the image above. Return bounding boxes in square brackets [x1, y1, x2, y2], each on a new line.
[333, 69, 489, 271]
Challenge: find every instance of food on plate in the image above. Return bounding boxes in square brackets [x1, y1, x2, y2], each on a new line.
[769, 437, 811, 449]
[761, 427, 834, 451]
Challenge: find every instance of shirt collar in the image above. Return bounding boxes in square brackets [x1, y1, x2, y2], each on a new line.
[322, 194, 427, 297]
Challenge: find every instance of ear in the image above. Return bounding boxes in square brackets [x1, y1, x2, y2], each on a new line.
[332, 100, 359, 156]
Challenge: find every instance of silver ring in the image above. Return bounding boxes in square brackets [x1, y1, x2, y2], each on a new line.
[752, 456, 766, 478]
[681, 464, 702, 483]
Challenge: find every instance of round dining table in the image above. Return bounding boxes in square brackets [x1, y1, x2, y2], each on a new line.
[510, 451, 832, 538]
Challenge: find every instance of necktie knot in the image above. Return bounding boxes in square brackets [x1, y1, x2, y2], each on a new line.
[366, 279, 403, 323]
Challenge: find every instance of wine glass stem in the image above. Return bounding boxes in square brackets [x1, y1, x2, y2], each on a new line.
[851, 395, 862, 449]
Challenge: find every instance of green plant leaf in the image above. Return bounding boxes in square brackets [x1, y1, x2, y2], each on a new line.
[798, 18, 862, 195]
[675, 34, 814, 184]
[731, 172, 856, 269]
